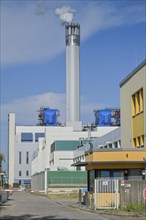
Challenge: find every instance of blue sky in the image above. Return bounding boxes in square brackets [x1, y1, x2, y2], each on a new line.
[0, 0, 146, 171]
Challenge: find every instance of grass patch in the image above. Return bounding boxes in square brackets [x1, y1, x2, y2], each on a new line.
[47, 192, 78, 199]
[122, 203, 146, 212]
[31, 191, 78, 199]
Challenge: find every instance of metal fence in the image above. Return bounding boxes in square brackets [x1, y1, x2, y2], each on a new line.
[94, 179, 119, 210]
[48, 177, 86, 185]
[31, 172, 45, 191]
[31, 171, 87, 192]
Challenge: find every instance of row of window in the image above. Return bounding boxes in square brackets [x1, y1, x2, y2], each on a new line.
[19, 151, 29, 164]
[131, 87, 144, 148]
[21, 133, 45, 142]
[133, 135, 144, 148]
[73, 155, 84, 164]
[131, 88, 143, 117]
[19, 170, 29, 177]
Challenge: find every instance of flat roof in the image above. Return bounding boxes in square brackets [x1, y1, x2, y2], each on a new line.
[92, 147, 146, 152]
[72, 160, 145, 167]
[120, 59, 146, 87]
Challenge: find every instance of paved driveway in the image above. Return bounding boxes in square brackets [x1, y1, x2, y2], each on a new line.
[0, 191, 145, 220]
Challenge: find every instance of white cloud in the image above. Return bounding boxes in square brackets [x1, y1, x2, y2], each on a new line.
[78, 2, 145, 42]
[1, 1, 145, 66]
[1, 92, 106, 125]
[1, 93, 66, 125]
[1, 4, 64, 65]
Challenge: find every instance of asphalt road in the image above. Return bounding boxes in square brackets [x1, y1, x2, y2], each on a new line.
[0, 191, 145, 220]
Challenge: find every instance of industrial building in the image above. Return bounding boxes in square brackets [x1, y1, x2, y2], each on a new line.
[8, 111, 118, 186]
[8, 22, 120, 187]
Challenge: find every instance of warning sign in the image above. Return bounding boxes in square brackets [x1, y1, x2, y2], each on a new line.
[143, 188, 146, 200]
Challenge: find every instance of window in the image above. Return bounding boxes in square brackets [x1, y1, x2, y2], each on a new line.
[24, 180, 31, 185]
[19, 171, 21, 176]
[131, 88, 144, 148]
[35, 133, 45, 142]
[21, 133, 33, 142]
[132, 88, 143, 117]
[26, 171, 29, 176]
[113, 142, 118, 148]
[133, 136, 144, 148]
[101, 171, 110, 178]
[19, 151, 21, 164]
[26, 152, 29, 164]
[133, 138, 137, 147]
[109, 143, 112, 148]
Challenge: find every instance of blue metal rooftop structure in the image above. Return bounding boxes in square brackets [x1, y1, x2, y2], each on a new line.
[94, 108, 120, 127]
[38, 107, 60, 126]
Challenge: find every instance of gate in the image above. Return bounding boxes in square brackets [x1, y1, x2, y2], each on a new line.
[94, 179, 119, 209]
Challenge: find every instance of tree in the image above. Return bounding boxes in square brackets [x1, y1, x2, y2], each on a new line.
[0, 153, 5, 173]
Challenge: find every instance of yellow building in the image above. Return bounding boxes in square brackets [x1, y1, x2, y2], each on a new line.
[72, 60, 146, 209]
[73, 60, 146, 209]
[120, 59, 146, 149]
[77, 60, 146, 183]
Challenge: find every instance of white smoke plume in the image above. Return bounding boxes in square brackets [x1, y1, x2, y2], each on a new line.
[54, 6, 76, 24]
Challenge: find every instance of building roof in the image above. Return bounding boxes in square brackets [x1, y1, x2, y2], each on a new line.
[72, 160, 146, 167]
[92, 147, 146, 152]
[120, 59, 146, 87]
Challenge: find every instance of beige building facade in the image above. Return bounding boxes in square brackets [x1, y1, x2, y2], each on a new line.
[120, 60, 146, 148]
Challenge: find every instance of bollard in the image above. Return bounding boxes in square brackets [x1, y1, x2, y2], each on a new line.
[79, 189, 82, 207]
[85, 192, 90, 208]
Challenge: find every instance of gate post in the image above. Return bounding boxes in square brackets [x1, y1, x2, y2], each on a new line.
[94, 179, 97, 210]
[44, 169, 48, 194]
[115, 179, 119, 209]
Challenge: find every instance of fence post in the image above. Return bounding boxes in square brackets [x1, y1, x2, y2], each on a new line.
[45, 169, 48, 194]
[79, 189, 82, 207]
[94, 179, 96, 210]
[116, 179, 119, 209]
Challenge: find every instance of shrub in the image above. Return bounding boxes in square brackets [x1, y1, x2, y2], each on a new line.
[123, 203, 145, 211]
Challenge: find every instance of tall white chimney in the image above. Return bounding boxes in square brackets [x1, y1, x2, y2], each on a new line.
[65, 23, 82, 130]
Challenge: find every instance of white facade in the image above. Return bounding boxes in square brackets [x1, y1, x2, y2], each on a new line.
[8, 113, 118, 185]
[31, 126, 118, 175]
[91, 127, 121, 149]
[8, 113, 45, 186]
[73, 127, 121, 168]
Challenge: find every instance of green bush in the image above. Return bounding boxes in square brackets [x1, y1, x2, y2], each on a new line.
[123, 203, 145, 211]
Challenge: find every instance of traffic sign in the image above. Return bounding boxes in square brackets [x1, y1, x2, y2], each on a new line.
[143, 188, 146, 200]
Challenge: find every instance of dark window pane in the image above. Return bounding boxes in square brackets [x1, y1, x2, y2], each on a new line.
[35, 133, 45, 142]
[26, 152, 29, 164]
[19, 151, 21, 164]
[21, 133, 33, 142]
